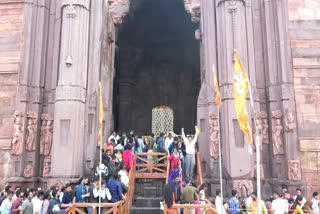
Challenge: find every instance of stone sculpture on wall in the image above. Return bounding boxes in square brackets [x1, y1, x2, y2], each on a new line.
[40, 114, 54, 156]
[209, 112, 219, 160]
[284, 109, 296, 132]
[288, 160, 302, 181]
[26, 112, 37, 152]
[184, 0, 201, 22]
[42, 157, 51, 177]
[108, 0, 130, 25]
[11, 111, 24, 155]
[272, 110, 284, 155]
[233, 180, 253, 200]
[23, 164, 34, 178]
[253, 111, 268, 151]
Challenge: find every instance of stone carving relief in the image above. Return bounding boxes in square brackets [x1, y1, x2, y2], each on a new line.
[40, 114, 54, 156]
[108, 0, 130, 25]
[23, 164, 34, 178]
[66, 4, 77, 18]
[254, 164, 265, 180]
[26, 112, 38, 152]
[43, 157, 51, 177]
[288, 160, 302, 181]
[184, 0, 201, 23]
[233, 180, 253, 200]
[253, 111, 268, 151]
[11, 111, 25, 155]
[209, 112, 219, 160]
[272, 110, 284, 155]
[284, 109, 296, 132]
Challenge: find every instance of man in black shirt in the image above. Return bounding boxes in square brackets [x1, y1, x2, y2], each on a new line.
[61, 184, 73, 209]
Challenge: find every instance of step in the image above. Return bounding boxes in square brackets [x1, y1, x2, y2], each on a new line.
[130, 206, 163, 214]
[135, 196, 163, 207]
[144, 186, 157, 197]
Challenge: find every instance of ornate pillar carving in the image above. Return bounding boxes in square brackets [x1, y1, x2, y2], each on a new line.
[51, 0, 90, 178]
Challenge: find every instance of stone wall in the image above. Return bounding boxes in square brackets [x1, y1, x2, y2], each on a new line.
[0, 1, 25, 189]
[288, 0, 320, 20]
[289, 18, 320, 196]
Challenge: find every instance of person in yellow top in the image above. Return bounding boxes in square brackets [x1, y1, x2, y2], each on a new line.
[247, 192, 268, 214]
[289, 196, 304, 214]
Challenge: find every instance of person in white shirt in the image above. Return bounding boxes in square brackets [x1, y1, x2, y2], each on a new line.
[312, 192, 320, 213]
[165, 133, 174, 152]
[293, 188, 306, 207]
[215, 189, 226, 214]
[108, 131, 120, 144]
[181, 128, 198, 179]
[271, 191, 285, 214]
[33, 191, 44, 214]
[0, 190, 13, 214]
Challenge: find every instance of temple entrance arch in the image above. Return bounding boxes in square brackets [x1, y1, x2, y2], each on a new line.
[111, 0, 201, 136]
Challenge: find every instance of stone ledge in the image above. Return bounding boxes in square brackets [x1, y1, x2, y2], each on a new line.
[299, 137, 320, 151]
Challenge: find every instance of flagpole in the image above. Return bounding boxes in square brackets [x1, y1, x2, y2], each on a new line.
[98, 82, 103, 214]
[217, 106, 224, 214]
[99, 140, 102, 214]
[248, 86, 261, 214]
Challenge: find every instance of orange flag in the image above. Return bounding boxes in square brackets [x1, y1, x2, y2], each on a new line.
[98, 82, 103, 146]
[233, 50, 252, 153]
[212, 65, 222, 106]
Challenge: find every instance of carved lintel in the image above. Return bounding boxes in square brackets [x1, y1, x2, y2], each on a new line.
[272, 110, 284, 155]
[23, 164, 34, 178]
[11, 111, 25, 155]
[209, 112, 219, 160]
[288, 160, 301, 181]
[217, 0, 246, 7]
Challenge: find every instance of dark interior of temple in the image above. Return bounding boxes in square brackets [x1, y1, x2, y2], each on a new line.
[113, 0, 200, 135]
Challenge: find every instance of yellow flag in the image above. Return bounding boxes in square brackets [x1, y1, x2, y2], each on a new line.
[98, 82, 103, 146]
[233, 50, 252, 152]
[195, 126, 200, 134]
[212, 65, 222, 107]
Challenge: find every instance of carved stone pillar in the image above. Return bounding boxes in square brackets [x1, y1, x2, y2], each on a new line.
[216, 0, 256, 180]
[51, 0, 90, 178]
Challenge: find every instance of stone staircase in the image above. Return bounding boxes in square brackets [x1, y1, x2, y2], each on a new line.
[130, 179, 165, 214]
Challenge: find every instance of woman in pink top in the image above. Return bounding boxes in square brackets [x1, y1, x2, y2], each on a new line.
[168, 148, 180, 170]
[122, 144, 133, 170]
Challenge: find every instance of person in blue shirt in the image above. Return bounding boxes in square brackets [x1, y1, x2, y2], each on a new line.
[168, 165, 181, 184]
[157, 133, 166, 153]
[107, 173, 125, 202]
[229, 189, 240, 214]
[48, 190, 61, 214]
[168, 137, 179, 155]
[75, 177, 90, 203]
[61, 184, 73, 209]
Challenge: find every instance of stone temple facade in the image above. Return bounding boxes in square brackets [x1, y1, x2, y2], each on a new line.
[0, 0, 319, 198]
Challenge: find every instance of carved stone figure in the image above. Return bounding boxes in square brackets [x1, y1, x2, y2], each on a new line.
[254, 164, 265, 180]
[40, 114, 54, 156]
[233, 180, 253, 200]
[11, 111, 24, 155]
[253, 111, 268, 151]
[43, 158, 51, 177]
[184, 0, 201, 22]
[26, 112, 37, 152]
[288, 160, 302, 181]
[284, 109, 296, 132]
[209, 112, 219, 160]
[272, 110, 284, 155]
[23, 164, 34, 178]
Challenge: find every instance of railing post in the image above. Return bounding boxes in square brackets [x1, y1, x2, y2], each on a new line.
[92, 206, 96, 214]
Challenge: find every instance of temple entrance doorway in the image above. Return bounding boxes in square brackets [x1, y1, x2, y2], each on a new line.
[113, 0, 200, 135]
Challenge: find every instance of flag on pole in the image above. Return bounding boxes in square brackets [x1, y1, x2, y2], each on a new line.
[212, 65, 222, 107]
[98, 82, 103, 146]
[233, 49, 252, 153]
[195, 126, 200, 135]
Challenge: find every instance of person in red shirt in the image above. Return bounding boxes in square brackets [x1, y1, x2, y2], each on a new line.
[11, 190, 24, 214]
[168, 148, 180, 171]
[123, 144, 133, 170]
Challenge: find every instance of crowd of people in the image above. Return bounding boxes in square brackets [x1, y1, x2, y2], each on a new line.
[0, 128, 199, 214]
[164, 180, 320, 214]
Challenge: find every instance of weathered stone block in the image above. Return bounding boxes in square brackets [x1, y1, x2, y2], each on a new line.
[300, 152, 318, 172]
